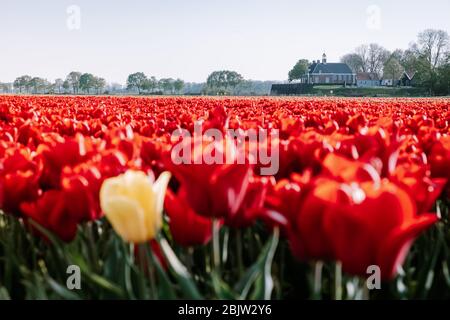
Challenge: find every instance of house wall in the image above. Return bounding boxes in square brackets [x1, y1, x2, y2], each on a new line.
[310, 74, 355, 85]
[357, 80, 380, 87]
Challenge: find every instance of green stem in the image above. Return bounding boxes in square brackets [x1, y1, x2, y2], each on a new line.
[236, 229, 244, 277]
[140, 243, 157, 300]
[334, 261, 343, 300]
[361, 280, 369, 300]
[313, 261, 324, 299]
[87, 223, 100, 273]
[262, 227, 280, 300]
[212, 218, 221, 273]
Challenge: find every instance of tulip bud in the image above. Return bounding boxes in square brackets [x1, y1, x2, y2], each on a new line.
[100, 170, 171, 243]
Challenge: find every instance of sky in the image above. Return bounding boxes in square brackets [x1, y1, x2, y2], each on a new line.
[1, 0, 449, 84]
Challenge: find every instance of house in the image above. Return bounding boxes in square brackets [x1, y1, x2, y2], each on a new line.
[399, 71, 416, 86]
[381, 78, 395, 86]
[381, 71, 416, 87]
[356, 72, 380, 87]
[303, 53, 356, 85]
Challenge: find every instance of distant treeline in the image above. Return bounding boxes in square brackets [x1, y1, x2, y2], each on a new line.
[0, 70, 279, 96]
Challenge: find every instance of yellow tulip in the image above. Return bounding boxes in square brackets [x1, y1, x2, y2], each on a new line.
[100, 170, 171, 243]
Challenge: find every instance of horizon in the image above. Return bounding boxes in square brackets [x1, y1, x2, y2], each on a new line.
[1, 0, 450, 84]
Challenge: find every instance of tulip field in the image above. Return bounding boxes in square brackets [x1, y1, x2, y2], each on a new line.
[0, 95, 449, 300]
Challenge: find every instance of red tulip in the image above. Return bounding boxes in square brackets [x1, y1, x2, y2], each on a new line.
[0, 147, 41, 214]
[164, 189, 215, 246]
[21, 190, 80, 242]
[37, 134, 91, 188]
[429, 136, 450, 181]
[225, 176, 273, 228]
[391, 162, 446, 213]
[264, 171, 313, 232]
[165, 137, 252, 219]
[290, 177, 438, 280]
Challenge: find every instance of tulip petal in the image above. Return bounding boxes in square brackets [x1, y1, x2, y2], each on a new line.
[152, 171, 172, 220]
[377, 214, 438, 280]
[102, 196, 148, 243]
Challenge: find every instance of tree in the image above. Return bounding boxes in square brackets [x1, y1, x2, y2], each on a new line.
[288, 59, 309, 82]
[415, 29, 450, 94]
[354, 45, 369, 72]
[62, 80, 70, 93]
[400, 47, 420, 74]
[349, 44, 390, 76]
[93, 77, 106, 94]
[79, 73, 95, 94]
[341, 53, 364, 73]
[160, 78, 174, 94]
[173, 78, 184, 94]
[127, 72, 147, 94]
[46, 82, 56, 94]
[29, 77, 47, 94]
[142, 76, 157, 93]
[234, 80, 253, 95]
[366, 43, 390, 76]
[435, 60, 450, 95]
[54, 78, 64, 94]
[13, 75, 32, 93]
[66, 71, 82, 94]
[402, 29, 450, 94]
[206, 70, 243, 94]
[0, 83, 12, 93]
[418, 29, 449, 69]
[383, 55, 403, 86]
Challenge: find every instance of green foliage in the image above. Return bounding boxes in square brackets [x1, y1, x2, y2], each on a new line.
[79, 73, 95, 94]
[1, 201, 450, 300]
[311, 86, 428, 97]
[66, 72, 82, 94]
[206, 70, 244, 95]
[383, 56, 403, 85]
[127, 72, 147, 94]
[288, 59, 309, 82]
[13, 75, 32, 93]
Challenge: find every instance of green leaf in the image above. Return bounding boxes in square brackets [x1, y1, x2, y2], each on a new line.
[46, 277, 82, 300]
[0, 286, 11, 300]
[147, 244, 176, 299]
[157, 236, 203, 299]
[235, 228, 279, 300]
[85, 273, 126, 298]
[211, 271, 237, 299]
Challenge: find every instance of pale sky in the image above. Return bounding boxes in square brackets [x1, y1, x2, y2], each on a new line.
[1, 0, 449, 84]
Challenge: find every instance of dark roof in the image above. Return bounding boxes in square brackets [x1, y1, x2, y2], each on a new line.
[402, 71, 416, 80]
[357, 72, 379, 81]
[309, 62, 318, 73]
[310, 63, 353, 75]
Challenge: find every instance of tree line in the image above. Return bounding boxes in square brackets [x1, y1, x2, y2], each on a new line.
[126, 72, 185, 95]
[288, 29, 450, 95]
[126, 70, 249, 95]
[1, 72, 107, 95]
[0, 70, 253, 95]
